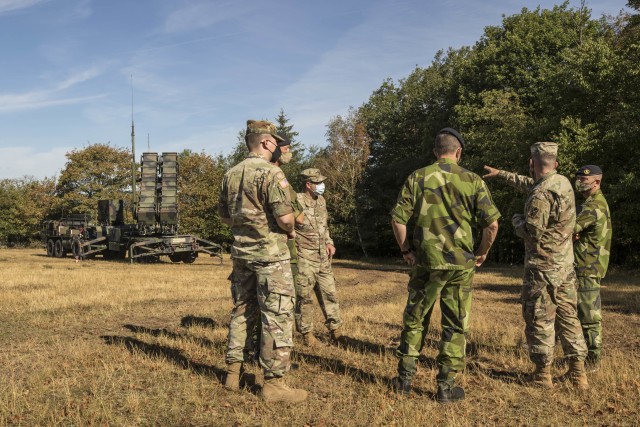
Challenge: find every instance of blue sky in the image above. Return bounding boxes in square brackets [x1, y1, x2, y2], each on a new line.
[0, 0, 629, 179]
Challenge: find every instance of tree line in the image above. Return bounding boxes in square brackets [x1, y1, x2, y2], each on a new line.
[1, 3, 639, 266]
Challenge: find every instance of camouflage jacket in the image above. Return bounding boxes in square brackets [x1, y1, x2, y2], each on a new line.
[574, 189, 612, 278]
[218, 153, 293, 262]
[500, 170, 576, 270]
[295, 193, 334, 262]
[391, 158, 501, 270]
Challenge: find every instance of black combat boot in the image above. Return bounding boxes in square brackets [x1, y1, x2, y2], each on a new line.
[436, 384, 465, 403]
[394, 378, 411, 396]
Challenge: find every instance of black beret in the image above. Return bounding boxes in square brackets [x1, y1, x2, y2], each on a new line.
[576, 165, 603, 176]
[277, 133, 291, 147]
[437, 127, 466, 148]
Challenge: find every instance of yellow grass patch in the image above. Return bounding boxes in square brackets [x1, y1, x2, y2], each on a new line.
[1, 249, 639, 426]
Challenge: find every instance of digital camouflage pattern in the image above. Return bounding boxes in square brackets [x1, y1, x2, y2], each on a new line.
[576, 276, 603, 362]
[225, 258, 295, 378]
[498, 167, 587, 365]
[218, 153, 293, 262]
[396, 267, 474, 387]
[294, 193, 342, 333]
[390, 159, 501, 270]
[501, 171, 576, 270]
[574, 189, 612, 278]
[522, 267, 587, 365]
[574, 188, 611, 362]
[287, 184, 302, 272]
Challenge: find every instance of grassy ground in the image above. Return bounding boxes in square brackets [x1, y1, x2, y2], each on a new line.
[0, 248, 639, 426]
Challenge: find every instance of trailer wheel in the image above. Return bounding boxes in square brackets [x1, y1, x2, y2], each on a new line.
[169, 253, 182, 263]
[71, 239, 84, 260]
[54, 239, 65, 258]
[46, 239, 55, 257]
[183, 252, 197, 264]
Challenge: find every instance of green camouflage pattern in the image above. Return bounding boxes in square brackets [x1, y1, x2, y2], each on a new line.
[295, 256, 342, 334]
[295, 194, 334, 262]
[225, 258, 295, 378]
[506, 171, 576, 270]
[390, 158, 501, 270]
[574, 189, 612, 278]
[218, 153, 293, 262]
[246, 119, 284, 141]
[396, 267, 474, 386]
[294, 192, 341, 333]
[522, 267, 587, 365]
[576, 276, 603, 362]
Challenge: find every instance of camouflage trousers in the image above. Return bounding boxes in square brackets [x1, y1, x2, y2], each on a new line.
[577, 276, 603, 363]
[225, 258, 295, 379]
[294, 255, 342, 334]
[396, 267, 474, 386]
[522, 267, 587, 366]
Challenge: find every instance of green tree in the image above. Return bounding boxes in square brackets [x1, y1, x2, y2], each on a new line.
[56, 144, 133, 219]
[178, 150, 231, 245]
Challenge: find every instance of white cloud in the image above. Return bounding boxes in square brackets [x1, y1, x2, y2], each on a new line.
[0, 67, 105, 113]
[0, 145, 70, 179]
[0, 0, 46, 14]
[162, 1, 253, 33]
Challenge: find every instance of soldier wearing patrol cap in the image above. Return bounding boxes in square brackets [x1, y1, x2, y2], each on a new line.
[294, 168, 343, 346]
[484, 142, 589, 389]
[391, 128, 501, 403]
[573, 165, 612, 368]
[218, 119, 307, 403]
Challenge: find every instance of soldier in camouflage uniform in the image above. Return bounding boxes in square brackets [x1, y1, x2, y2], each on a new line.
[218, 120, 307, 403]
[573, 165, 612, 367]
[249, 133, 305, 362]
[391, 128, 500, 403]
[483, 142, 589, 389]
[294, 168, 343, 346]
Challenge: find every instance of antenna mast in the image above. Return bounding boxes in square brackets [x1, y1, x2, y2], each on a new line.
[130, 75, 137, 219]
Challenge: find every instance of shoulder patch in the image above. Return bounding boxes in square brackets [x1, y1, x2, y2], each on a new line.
[279, 178, 289, 189]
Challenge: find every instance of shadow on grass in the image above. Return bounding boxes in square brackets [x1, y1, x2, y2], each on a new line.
[331, 260, 410, 274]
[180, 315, 218, 329]
[293, 350, 435, 399]
[353, 316, 403, 332]
[101, 335, 259, 393]
[123, 324, 224, 350]
[601, 288, 640, 315]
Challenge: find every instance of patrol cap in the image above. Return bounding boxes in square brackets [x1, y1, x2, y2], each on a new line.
[245, 120, 284, 142]
[437, 127, 466, 148]
[300, 168, 326, 183]
[530, 141, 558, 157]
[576, 165, 603, 176]
[277, 133, 291, 147]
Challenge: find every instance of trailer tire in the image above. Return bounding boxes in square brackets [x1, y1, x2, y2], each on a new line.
[54, 239, 65, 258]
[46, 239, 55, 257]
[183, 252, 197, 264]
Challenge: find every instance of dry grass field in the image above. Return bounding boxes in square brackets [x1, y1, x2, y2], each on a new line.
[1, 248, 639, 426]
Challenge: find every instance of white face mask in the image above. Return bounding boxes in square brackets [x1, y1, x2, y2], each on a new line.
[313, 182, 325, 196]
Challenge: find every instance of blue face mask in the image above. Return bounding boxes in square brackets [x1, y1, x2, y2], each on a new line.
[313, 182, 325, 196]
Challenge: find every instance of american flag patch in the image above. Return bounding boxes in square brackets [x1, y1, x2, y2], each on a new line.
[279, 178, 289, 188]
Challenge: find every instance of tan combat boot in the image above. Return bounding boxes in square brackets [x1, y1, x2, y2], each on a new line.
[224, 362, 243, 391]
[302, 333, 318, 347]
[567, 359, 589, 390]
[529, 363, 553, 388]
[262, 377, 308, 403]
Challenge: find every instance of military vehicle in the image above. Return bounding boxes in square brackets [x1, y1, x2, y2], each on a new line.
[41, 151, 223, 263]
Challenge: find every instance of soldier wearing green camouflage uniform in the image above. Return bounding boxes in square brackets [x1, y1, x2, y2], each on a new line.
[218, 120, 307, 403]
[391, 128, 500, 403]
[573, 165, 612, 366]
[294, 168, 342, 346]
[483, 142, 589, 389]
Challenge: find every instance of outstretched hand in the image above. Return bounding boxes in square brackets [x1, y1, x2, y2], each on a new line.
[483, 165, 500, 179]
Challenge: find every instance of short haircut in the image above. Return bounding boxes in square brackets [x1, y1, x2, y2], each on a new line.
[434, 133, 461, 156]
[246, 133, 267, 148]
[533, 153, 557, 169]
